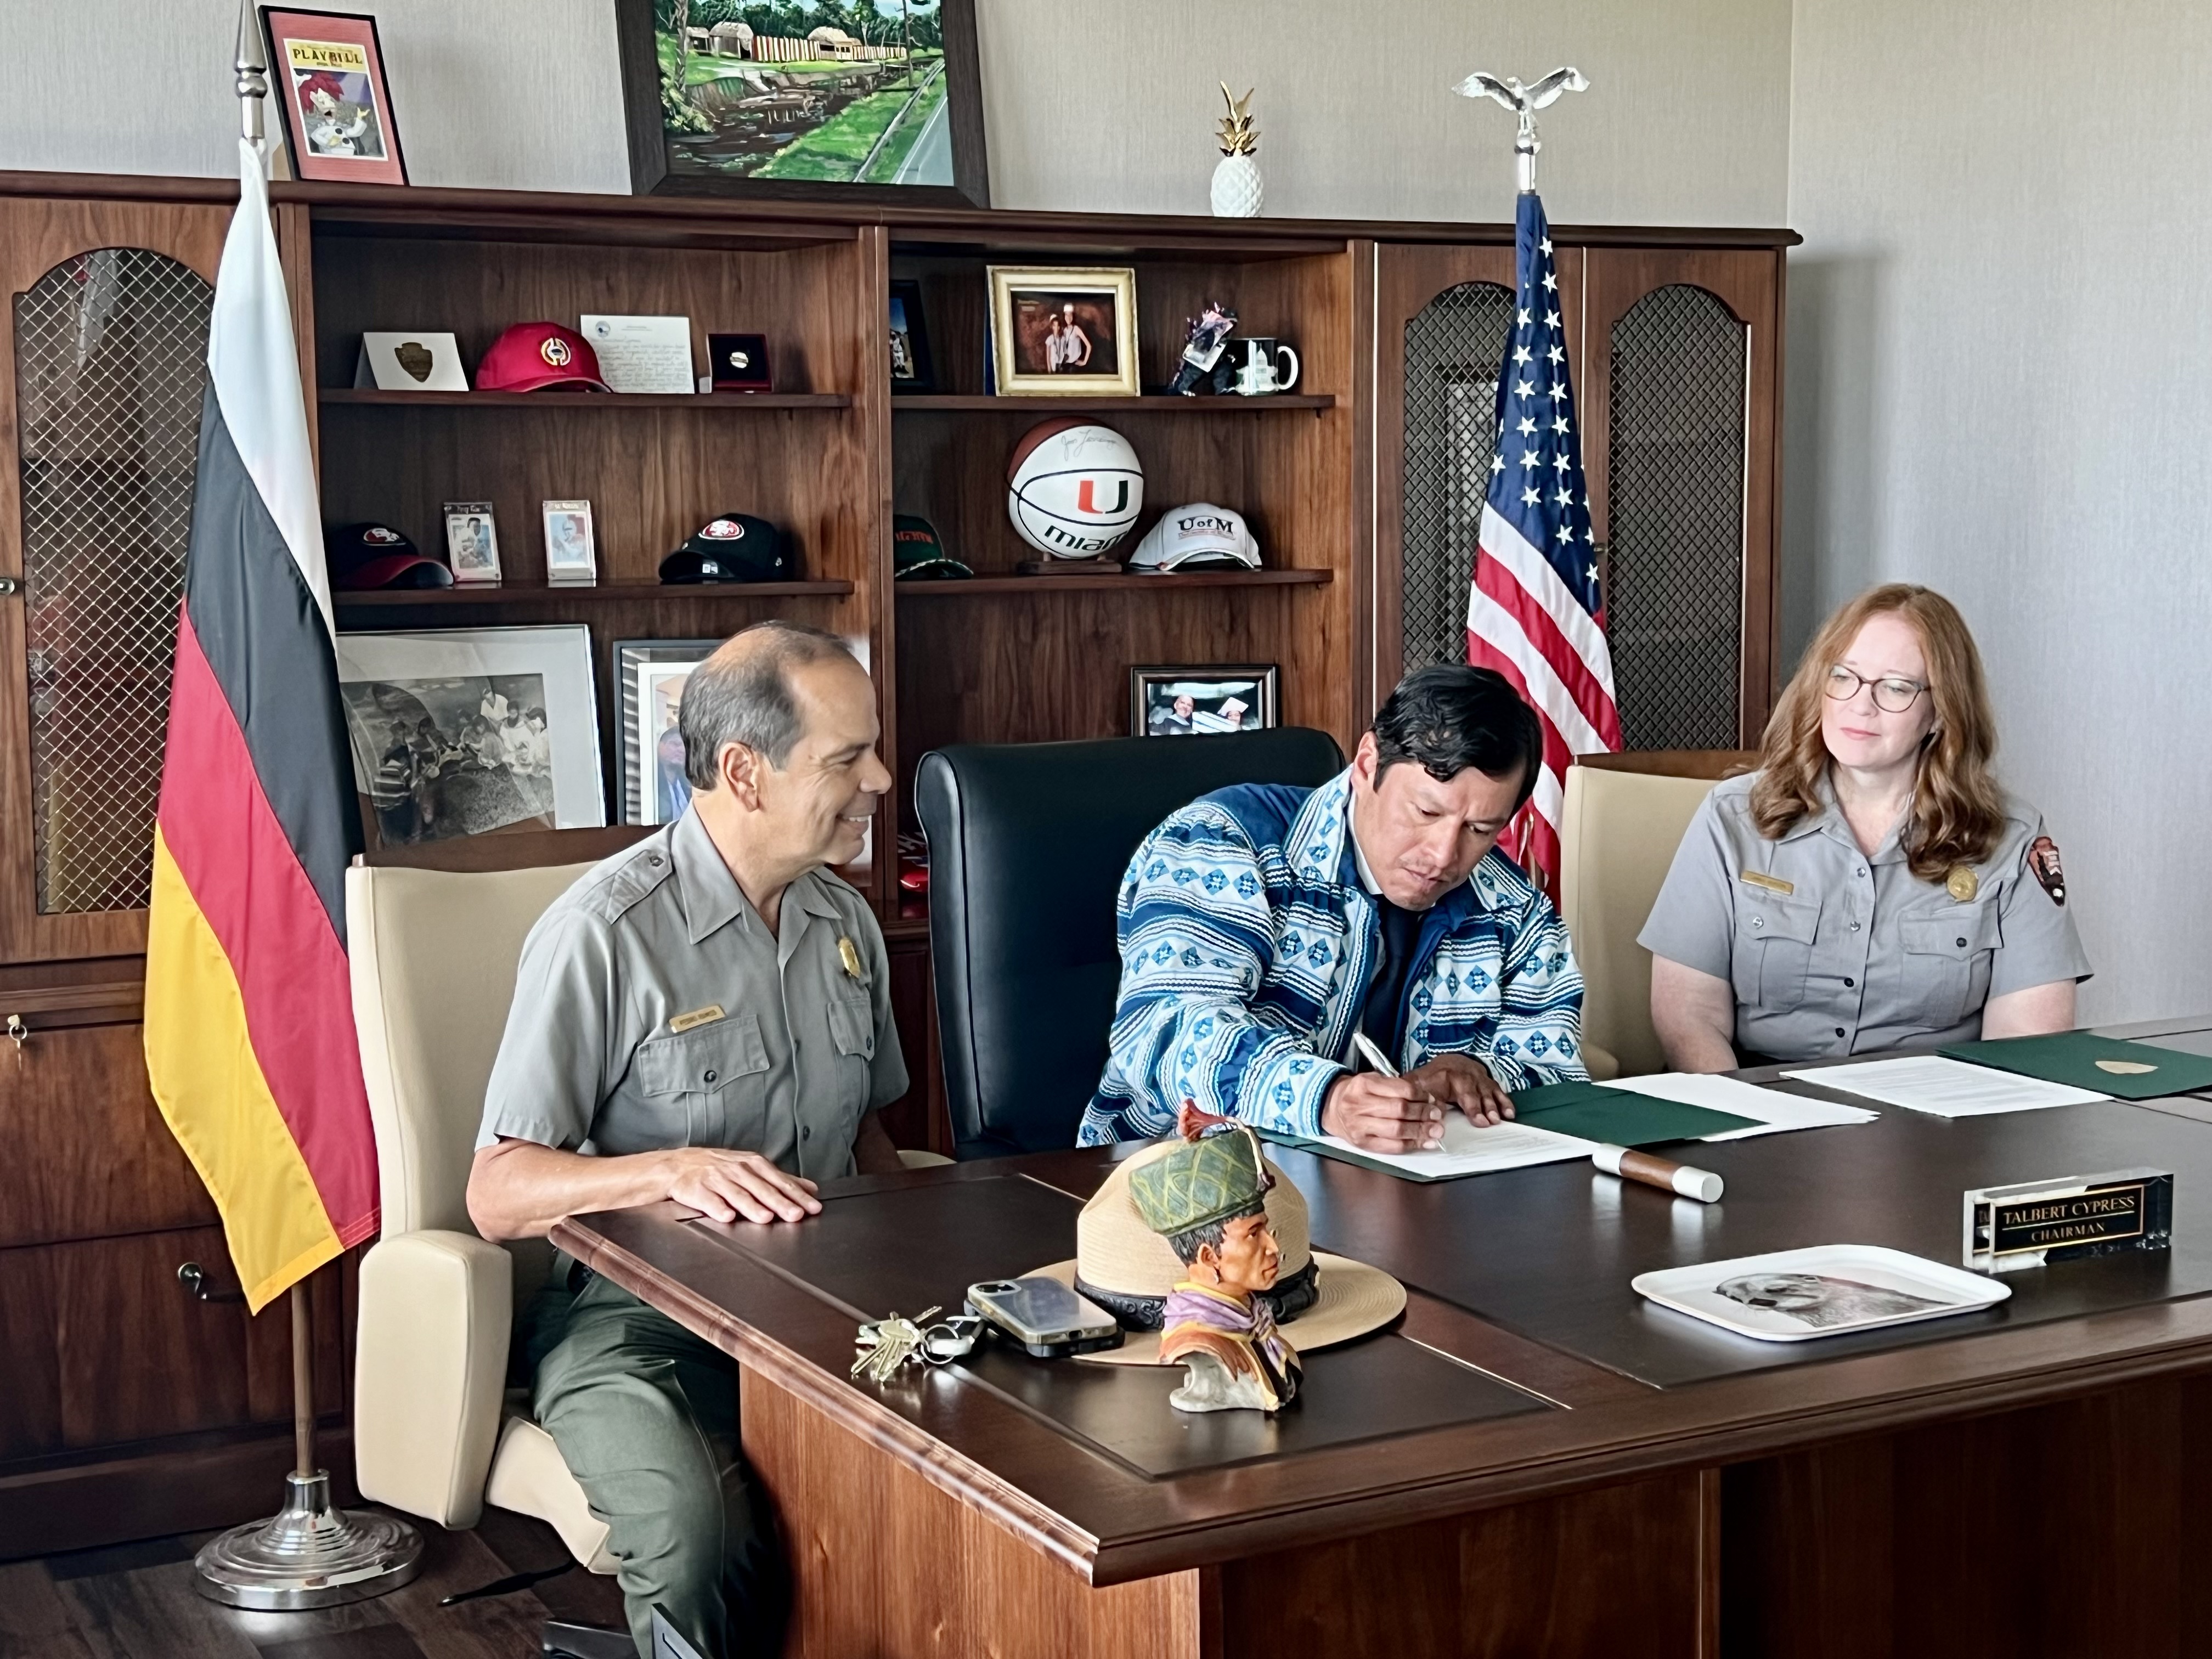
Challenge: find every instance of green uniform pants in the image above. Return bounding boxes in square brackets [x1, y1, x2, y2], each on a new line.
[527, 1271, 780, 1659]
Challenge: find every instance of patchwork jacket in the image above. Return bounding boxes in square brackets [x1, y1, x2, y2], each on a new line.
[1077, 769, 1588, 1145]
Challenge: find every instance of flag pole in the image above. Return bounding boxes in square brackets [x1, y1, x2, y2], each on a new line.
[189, 3, 421, 1608]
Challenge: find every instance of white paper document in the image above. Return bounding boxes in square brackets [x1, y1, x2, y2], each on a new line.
[1781, 1056, 2107, 1118]
[580, 314, 695, 393]
[1597, 1073, 1880, 1140]
[1318, 1113, 1595, 1178]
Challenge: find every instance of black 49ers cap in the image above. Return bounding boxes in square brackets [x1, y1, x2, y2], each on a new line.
[658, 513, 792, 584]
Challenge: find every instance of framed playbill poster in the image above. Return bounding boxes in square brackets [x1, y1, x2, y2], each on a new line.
[261, 8, 408, 185]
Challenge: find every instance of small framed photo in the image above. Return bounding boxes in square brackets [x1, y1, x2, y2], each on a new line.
[888, 280, 935, 393]
[614, 640, 722, 826]
[442, 501, 500, 585]
[988, 266, 1139, 398]
[260, 8, 407, 186]
[1131, 665, 1280, 738]
[542, 499, 597, 586]
[333, 625, 603, 847]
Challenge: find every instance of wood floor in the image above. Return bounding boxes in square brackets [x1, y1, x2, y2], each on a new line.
[0, 1506, 627, 1659]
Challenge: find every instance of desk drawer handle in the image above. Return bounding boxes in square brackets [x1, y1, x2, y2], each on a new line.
[6, 1014, 25, 1049]
[0, 577, 19, 598]
[178, 1262, 247, 1304]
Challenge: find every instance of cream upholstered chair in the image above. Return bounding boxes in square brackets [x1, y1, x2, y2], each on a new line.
[347, 859, 950, 1569]
[1559, 752, 1757, 1079]
[347, 860, 620, 1570]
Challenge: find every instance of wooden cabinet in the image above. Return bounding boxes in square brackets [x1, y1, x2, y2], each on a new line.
[1373, 234, 1788, 748]
[0, 169, 1793, 1554]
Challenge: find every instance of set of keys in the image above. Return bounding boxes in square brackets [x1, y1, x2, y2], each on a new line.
[851, 1307, 983, 1383]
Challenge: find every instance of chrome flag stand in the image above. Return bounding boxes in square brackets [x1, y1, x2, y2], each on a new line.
[190, 8, 421, 1608]
[194, 1286, 421, 1608]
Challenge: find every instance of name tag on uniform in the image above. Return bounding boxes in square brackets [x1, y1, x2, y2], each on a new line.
[669, 1005, 727, 1035]
[1740, 870, 1795, 896]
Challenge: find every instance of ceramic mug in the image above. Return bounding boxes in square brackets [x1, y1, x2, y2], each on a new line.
[1232, 338, 1300, 396]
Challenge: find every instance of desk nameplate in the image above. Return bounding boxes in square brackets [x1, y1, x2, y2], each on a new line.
[1965, 1167, 2174, 1273]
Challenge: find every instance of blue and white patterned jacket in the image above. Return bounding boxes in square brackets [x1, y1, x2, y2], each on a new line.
[1077, 769, 1588, 1145]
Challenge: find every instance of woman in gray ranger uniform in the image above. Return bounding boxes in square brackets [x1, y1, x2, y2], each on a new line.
[1641, 584, 2089, 1071]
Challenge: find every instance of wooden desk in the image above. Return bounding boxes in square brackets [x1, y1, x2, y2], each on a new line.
[554, 1018, 2212, 1658]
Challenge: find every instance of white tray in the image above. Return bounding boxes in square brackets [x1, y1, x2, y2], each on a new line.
[1632, 1244, 2010, 1342]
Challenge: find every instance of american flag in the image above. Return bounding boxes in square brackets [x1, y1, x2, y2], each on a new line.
[1466, 190, 1621, 884]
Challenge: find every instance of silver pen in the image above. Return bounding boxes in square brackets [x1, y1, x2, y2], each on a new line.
[1350, 1031, 1398, 1077]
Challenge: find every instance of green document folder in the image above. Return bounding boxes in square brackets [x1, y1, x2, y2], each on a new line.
[1939, 1032, 2212, 1101]
[1509, 1081, 1758, 1146]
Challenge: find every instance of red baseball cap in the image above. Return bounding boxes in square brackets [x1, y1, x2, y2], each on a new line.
[476, 323, 610, 393]
[327, 522, 453, 591]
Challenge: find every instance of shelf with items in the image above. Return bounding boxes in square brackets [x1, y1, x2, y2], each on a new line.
[893, 569, 1330, 597]
[320, 389, 855, 411]
[307, 229, 866, 400]
[890, 393, 1331, 414]
[334, 579, 853, 613]
[885, 249, 1348, 403]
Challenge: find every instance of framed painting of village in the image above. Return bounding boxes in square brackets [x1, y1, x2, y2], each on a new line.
[616, 0, 990, 206]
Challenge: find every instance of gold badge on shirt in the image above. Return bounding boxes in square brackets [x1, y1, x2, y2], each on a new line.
[838, 936, 866, 981]
[669, 1005, 727, 1034]
[1945, 866, 1979, 902]
[1740, 870, 1795, 896]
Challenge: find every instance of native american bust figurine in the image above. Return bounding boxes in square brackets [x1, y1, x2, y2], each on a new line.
[1129, 1107, 1303, 1414]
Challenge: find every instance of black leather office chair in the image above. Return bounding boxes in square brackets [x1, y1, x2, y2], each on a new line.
[916, 728, 1345, 1159]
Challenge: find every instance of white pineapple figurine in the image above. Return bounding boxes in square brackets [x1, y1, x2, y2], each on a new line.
[1210, 83, 1263, 218]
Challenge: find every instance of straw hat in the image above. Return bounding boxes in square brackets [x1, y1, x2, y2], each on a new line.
[1032, 1137, 1406, 1366]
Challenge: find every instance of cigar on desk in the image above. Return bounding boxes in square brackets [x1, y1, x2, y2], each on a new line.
[1592, 1144, 1724, 1204]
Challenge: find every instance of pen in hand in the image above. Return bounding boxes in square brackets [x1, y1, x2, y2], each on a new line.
[1350, 1031, 1400, 1077]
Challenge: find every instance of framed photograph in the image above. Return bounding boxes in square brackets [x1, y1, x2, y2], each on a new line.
[1130, 665, 1280, 738]
[442, 501, 500, 585]
[543, 500, 597, 585]
[614, 0, 990, 208]
[260, 8, 407, 186]
[888, 279, 935, 392]
[614, 640, 721, 826]
[989, 267, 1140, 398]
[333, 626, 604, 847]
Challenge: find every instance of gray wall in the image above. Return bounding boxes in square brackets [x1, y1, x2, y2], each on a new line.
[0, 0, 1793, 224]
[1785, 0, 2211, 1025]
[3, 0, 2198, 1021]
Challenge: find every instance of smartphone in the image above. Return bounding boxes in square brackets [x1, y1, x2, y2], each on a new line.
[965, 1277, 1124, 1358]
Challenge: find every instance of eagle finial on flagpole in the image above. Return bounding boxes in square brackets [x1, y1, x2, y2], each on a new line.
[235, 0, 268, 147]
[1452, 66, 1588, 193]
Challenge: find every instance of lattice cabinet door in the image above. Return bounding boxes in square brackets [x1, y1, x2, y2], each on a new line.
[1578, 247, 1784, 751]
[1373, 241, 1587, 703]
[0, 200, 229, 964]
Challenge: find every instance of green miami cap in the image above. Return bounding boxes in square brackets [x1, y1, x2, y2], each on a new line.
[891, 512, 972, 580]
[1128, 1127, 1269, 1237]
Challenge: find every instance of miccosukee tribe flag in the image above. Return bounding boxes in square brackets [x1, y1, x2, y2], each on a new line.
[144, 134, 375, 1312]
[1465, 190, 1621, 887]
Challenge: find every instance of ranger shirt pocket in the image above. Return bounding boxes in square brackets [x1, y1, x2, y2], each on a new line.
[1733, 891, 1819, 1013]
[1900, 904, 2001, 1030]
[636, 1012, 771, 1150]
